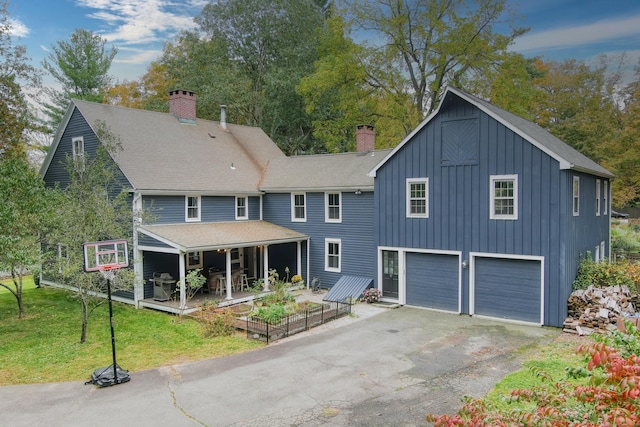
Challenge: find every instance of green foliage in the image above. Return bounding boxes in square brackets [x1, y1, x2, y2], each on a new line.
[254, 303, 288, 324]
[572, 257, 634, 290]
[194, 303, 236, 337]
[595, 320, 640, 358]
[41, 28, 118, 132]
[612, 221, 640, 253]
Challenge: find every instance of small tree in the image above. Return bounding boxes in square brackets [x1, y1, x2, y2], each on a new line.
[0, 156, 49, 318]
[177, 268, 206, 317]
[43, 122, 138, 343]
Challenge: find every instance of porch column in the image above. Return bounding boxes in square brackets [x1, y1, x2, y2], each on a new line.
[178, 252, 186, 309]
[263, 244, 270, 291]
[225, 249, 233, 300]
[296, 241, 302, 279]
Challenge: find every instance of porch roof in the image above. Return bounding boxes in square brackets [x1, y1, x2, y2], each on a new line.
[138, 220, 308, 252]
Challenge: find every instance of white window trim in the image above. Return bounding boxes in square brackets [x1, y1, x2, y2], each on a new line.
[324, 192, 342, 223]
[595, 179, 601, 216]
[406, 178, 429, 218]
[603, 181, 608, 215]
[185, 195, 201, 222]
[72, 136, 85, 171]
[291, 192, 307, 222]
[235, 196, 248, 220]
[572, 176, 580, 217]
[490, 174, 518, 220]
[325, 238, 341, 272]
[57, 243, 68, 273]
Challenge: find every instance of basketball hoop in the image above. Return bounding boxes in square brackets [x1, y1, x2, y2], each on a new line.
[98, 265, 118, 281]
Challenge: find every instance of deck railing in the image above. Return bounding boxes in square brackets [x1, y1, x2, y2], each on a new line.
[246, 300, 351, 343]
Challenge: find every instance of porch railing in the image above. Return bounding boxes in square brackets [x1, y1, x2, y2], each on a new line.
[246, 300, 351, 343]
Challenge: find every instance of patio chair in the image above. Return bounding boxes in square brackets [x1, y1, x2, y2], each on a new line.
[311, 277, 321, 294]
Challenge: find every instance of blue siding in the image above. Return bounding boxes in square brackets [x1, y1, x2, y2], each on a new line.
[263, 191, 377, 289]
[143, 195, 238, 224]
[375, 95, 609, 327]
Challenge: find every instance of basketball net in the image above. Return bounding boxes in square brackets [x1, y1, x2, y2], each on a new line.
[99, 265, 118, 281]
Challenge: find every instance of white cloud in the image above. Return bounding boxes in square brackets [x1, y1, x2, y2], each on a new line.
[40, 45, 50, 53]
[75, 0, 199, 45]
[7, 18, 29, 38]
[113, 47, 163, 65]
[513, 14, 640, 52]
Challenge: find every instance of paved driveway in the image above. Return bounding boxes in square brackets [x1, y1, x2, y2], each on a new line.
[0, 307, 558, 427]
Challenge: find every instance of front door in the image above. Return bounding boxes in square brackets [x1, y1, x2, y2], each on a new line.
[382, 250, 399, 299]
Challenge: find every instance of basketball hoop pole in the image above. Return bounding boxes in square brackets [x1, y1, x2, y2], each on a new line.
[102, 266, 121, 384]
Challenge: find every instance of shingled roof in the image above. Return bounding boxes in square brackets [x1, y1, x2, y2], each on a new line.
[41, 100, 286, 194]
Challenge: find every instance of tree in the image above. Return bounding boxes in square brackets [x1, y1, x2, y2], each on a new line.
[0, 0, 42, 158]
[105, 61, 175, 111]
[161, 0, 326, 154]
[41, 29, 118, 132]
[342, 0, 527, 119]
[42, 122, 136, 343]
[0, 156, 49, 318]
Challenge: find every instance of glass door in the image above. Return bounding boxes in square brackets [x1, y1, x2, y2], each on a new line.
[382, 250, 399, 299]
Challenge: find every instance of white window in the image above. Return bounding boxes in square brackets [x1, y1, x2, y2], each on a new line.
[291, 193, 306, 222]
[325, 192, 341, 223]
[406, 178, 428, 218]
[185, 196, 201, 222]
[58, 243, 68, 273]
[595, 179, 601, 216]
[603, 181, 608, 215]
[236, 196, 248, 220]
[600, 241, 606, 262]
[187, 251, 202, 269]
[595, 244, 600, 262]
[325, 238, 341, 272]
[572, 176, 580, 216]
[490, 175, 518, 220]
[72, 136, 85, 171]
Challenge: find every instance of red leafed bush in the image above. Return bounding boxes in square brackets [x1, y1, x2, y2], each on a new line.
[427, 341, 640, 426]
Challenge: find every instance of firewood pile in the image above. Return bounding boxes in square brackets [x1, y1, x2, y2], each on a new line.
[564, 285, 639, 335]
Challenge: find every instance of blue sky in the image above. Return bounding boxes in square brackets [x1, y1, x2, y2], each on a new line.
[7, 0, 640, 87]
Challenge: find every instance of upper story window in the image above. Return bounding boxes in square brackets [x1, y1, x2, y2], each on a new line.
[291, 193, 306, 222]
[595, 179, 601, 216]
[325, 192, 341, 223]
[490, 175, 518, 220]
[573, 176, 580, 216]
[185, 196, 201, 222]
[236, 196, 248, 220]
[72, 136, 85, 171]
[603, 181, 608, 215]
[406, 178, 428, 218]
[325, 238, 341, 272]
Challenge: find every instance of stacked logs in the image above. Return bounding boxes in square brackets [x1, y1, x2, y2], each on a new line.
[564, 285, 639, 335]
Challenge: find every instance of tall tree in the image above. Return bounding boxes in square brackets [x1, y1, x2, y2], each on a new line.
[0, 156, 49, 318]
[43, 122, 135, 343]
[342, 0, 526, 119]
[162, 0, 326, 154]
[0, 0, 41, 158]
[41, 29, 117, 132]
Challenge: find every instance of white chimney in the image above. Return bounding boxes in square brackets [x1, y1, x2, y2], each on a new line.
[220, 105, 227, 130]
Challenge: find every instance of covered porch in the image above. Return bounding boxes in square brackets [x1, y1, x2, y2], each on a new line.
[134, 220, 309, 313]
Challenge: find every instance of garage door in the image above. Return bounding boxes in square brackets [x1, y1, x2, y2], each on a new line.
[406, 252, 459, 311]
[473, 257, 542, 323]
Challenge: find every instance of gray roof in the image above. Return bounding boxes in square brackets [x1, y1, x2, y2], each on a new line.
[139, 220, 308, 252]
[261, 149, 392, 191]
[43, 100, 286, 193]
[371, 86, 614, 178]
[323, 275, 374, 303]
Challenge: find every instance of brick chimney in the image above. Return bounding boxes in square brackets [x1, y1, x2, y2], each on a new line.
[169, 90, 197, 123]
[356, 124, 375, 152]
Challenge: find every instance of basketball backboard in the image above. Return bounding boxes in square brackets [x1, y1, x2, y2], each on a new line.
[84, 240, 129, 272]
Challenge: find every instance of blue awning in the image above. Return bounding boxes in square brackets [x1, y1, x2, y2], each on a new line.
[323, 275, 374, 303]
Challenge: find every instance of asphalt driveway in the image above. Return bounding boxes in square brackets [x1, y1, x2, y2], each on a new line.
[0, 307, 558, 427]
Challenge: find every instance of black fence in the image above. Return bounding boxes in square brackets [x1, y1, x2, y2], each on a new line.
[246, 301, 352, 343]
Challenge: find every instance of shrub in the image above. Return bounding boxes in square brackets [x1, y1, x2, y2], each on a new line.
[595, 320, 640, 358]
[572, 258, 634, 290]
[361, 288, 382, 304]
[194, 302, 236, 337]
[254, 304, 288, 324]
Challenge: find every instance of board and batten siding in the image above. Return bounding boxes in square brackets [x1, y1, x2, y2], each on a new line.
[375, 97, 566, 325]
[263, 191, 377, 288]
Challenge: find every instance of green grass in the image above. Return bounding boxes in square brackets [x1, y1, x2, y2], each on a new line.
[0, 277, 263, 385]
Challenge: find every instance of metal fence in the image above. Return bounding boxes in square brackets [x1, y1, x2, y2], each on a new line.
[246, 300, 351, 343]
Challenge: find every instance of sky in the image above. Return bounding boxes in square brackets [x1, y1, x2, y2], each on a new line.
[6, 0, 640, 88]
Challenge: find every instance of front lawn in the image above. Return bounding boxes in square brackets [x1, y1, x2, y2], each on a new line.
[0, 278, 262, 385]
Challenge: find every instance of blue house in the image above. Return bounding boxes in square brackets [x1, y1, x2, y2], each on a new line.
[369, 87, 613, 327]
[40, 87, 613, 326]
[39, 91, 385, 312]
